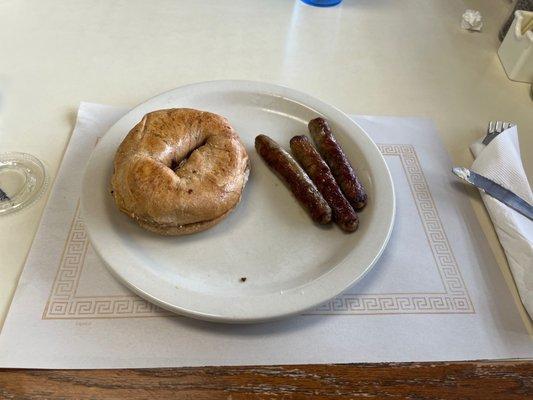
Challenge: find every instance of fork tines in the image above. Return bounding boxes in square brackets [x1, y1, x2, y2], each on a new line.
[483, 120, 515, 145]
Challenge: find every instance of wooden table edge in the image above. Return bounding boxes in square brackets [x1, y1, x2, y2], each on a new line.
[1, 360, 532, 399]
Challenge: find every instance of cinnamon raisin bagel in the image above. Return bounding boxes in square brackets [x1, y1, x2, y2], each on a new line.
[111, 108, 249, 235]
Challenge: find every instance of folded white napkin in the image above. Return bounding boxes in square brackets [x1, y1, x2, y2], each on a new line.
[470, 126, 533, 318]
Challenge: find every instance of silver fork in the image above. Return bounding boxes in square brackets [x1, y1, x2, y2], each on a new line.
[482, 121, 515, 145]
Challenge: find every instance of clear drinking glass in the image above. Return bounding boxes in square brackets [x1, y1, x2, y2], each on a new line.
[0, 152, 48, 215]
[0, 81, 48, 215]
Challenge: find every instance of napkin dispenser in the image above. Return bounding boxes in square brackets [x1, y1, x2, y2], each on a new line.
[498, 10, 533, 83]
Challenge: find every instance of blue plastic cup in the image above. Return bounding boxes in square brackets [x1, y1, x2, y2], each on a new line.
[300, 0, 342, 6]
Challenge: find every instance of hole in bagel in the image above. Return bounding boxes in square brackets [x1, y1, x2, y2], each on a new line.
[169, 159, 179, 171]
[168, 139, 208, 173]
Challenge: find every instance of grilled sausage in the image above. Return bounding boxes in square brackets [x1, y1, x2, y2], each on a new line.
[308, 118, 367, 210]
[290, 135, 359, 232]
[255, 134, 332, 224]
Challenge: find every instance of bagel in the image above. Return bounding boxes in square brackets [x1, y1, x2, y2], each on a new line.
[111, 108, 249, 235]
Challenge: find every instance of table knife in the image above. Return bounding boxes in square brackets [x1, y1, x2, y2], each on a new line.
[452, 167, 533, 221]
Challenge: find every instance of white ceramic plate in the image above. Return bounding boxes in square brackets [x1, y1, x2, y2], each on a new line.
[81, 80, 395, 323]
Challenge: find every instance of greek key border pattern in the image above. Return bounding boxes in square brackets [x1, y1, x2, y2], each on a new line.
[42, 210, 170, 319]
[307, 144, 473, 314]
[43, 144, 473, 319]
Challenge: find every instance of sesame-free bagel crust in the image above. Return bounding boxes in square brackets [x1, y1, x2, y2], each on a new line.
[111, 108, 249, 235]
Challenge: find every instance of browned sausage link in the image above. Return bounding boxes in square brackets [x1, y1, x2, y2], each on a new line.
[308, 118, 367, 210]
[255, 134, 332, 224]
[290, 135, 359, 232]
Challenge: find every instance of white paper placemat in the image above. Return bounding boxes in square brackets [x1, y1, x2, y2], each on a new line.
[0, 103, 531, 369]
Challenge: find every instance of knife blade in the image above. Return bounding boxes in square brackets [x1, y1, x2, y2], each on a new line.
[452, 167, 533, 221]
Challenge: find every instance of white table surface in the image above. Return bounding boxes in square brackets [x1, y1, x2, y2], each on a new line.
[0, 0, 531, 329]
